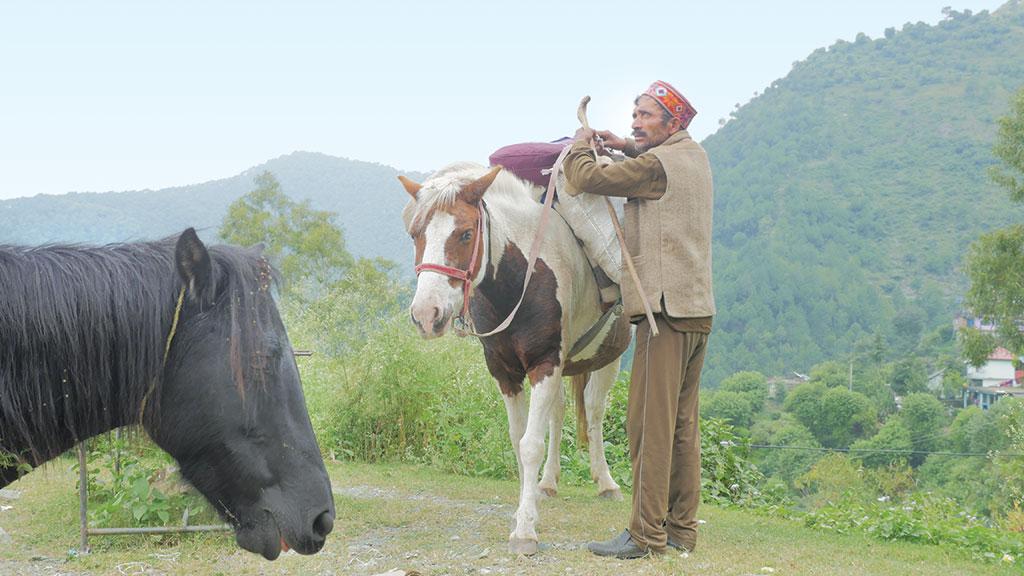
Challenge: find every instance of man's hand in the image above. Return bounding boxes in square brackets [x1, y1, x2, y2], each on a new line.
[595, 130, 626, 152]
[574, 127, 596, 144]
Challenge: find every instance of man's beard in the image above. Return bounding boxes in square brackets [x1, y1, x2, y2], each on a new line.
[632, 132, 650, 152]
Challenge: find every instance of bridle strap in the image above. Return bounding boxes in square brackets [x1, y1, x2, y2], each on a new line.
[415, 199, 486, 325]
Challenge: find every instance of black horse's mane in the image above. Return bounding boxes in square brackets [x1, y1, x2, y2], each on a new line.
[0, 237, 276, 464]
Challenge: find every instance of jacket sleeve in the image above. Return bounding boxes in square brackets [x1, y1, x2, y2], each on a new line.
[562, 141, 667, 200]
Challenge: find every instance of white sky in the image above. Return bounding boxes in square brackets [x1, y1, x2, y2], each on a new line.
[0, 0, 1008, 199]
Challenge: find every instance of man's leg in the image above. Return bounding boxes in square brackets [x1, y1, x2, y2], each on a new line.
[666, 332, 708, 551]
[627, 315, 686, 552]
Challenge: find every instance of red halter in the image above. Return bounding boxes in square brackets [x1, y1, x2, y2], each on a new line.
[413, 201, 486, 329]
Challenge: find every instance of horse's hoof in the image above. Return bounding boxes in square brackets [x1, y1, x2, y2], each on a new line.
[598, 488, 623, 500]
[539, 486, 558, 498]
[509, 537, 539, 556]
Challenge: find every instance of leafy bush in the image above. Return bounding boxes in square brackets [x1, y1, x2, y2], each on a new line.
[79, 436, 213, 528]
[805, 493, 1024, 566]
[750, 414, 823, 486]
[701, 390, 755, 429]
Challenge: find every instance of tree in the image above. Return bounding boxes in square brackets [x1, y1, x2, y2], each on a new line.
[720, 371, 769, 412]
[963, 88, 1024, 360]
[220, 171, 353, 299]
[817, 387, 877, 448]
[809, 361, 849, 389]
[784, 382, 876, 448]
[890, 357, 927, 396]
[896, 393, 946, 465]
[702, 391, 755, 429]
[989, 88, 1024, 203]
[750, 415, 822, 486]
[850, 418, 913, 468]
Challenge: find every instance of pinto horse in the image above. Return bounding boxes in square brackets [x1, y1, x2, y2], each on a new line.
[0, 229, 333, 560]
[400, 163, 630, 555]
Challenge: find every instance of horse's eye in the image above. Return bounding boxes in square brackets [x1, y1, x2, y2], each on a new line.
[460, 230, 472, 243]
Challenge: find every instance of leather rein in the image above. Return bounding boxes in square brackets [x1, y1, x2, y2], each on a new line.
[414, 149, 569, 338]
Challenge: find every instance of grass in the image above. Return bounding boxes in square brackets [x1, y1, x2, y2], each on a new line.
[0, 459, 1019, 575]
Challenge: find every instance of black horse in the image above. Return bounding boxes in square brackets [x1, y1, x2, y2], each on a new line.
[0, 228, 334, 560]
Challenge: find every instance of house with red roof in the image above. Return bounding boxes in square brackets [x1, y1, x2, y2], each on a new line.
[964, 347, 1024, 410]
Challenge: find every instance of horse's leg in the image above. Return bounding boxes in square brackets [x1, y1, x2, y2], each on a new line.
[498, 383, 529, 482]
[587, 359, 623, 500]
[509, 366, 562, 555]
[537, 381, 564, 498]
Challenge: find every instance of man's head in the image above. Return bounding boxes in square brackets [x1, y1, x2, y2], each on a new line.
[631, 80, 696, 152]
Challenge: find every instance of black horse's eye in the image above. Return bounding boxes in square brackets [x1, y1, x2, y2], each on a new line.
[460, 230, 472, 243]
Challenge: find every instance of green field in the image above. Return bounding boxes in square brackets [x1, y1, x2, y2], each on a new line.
[0, 460, 1017, 576]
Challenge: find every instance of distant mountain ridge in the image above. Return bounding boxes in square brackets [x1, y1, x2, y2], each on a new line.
[0, 152, 427, 267]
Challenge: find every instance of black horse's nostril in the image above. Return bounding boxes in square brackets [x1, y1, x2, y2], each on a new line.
[312, 509, 334, 539]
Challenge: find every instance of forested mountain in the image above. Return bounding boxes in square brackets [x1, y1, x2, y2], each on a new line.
[0, 152, 427, 265]
[4, 3, 1024, 386]
[701, 1, 1024, 384]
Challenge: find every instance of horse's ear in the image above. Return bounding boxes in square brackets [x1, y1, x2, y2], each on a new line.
[398, 175, 422, 199]
[459, 166, 502, 204]
[175, 228, 214, 302]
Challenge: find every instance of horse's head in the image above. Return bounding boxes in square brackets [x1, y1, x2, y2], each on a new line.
[147, 229, 334, 560]
[400, 165, 502, 338]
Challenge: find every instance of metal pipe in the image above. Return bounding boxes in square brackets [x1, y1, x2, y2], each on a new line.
[88, 525, 232, 535]
[78, 442, 89, 554]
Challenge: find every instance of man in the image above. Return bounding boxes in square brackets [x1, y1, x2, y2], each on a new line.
[562, 80, 714, 559]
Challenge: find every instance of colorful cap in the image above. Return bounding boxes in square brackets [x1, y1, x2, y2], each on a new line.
[644, 80, 697, 129]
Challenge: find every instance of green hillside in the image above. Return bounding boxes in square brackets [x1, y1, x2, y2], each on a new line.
[701, 1, 1024, 384]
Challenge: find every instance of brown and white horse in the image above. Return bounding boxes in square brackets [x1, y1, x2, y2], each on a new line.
[400, 162, 630, 555]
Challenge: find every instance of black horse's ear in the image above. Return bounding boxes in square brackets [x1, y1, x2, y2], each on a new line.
[175, 228, 214, 302]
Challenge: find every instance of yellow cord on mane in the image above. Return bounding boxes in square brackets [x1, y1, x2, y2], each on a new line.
[141, 286, 186, 424]
[163, 287, 186, 363]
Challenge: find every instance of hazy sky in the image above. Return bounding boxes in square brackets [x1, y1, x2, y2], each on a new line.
[0, 0, 1009, 199]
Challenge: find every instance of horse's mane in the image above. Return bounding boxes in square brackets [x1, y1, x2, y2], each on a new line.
[0, 238, 275, 463]
[403, 162, 540, 232]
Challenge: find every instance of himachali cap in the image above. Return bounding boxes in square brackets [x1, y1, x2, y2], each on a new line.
[644, 80, 697, 129]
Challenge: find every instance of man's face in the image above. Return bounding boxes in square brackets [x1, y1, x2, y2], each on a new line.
[631, 95, 678, 152]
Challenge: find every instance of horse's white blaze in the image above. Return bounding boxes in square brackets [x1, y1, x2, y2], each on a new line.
[410, 212, 462, 336]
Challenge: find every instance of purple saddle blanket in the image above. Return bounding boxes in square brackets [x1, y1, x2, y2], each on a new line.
[488, 137, 572, 188]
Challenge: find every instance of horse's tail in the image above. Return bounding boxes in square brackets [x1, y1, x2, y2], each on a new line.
[573, 372, 590, 449]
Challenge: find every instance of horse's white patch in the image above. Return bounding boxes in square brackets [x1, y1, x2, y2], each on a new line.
[410, 212, 462, 335]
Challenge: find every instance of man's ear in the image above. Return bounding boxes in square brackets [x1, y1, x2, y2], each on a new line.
[174, 228, 215, 303]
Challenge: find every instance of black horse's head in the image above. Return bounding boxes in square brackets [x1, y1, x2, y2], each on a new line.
[146, 229, 334, 560]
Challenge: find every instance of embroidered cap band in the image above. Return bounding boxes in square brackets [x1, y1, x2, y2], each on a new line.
[643, 80, 697, 129]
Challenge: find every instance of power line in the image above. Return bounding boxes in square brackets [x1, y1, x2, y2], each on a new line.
[727, 442, 1024, 458]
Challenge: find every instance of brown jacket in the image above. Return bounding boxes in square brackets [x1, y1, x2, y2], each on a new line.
[563, 130, 715, 321]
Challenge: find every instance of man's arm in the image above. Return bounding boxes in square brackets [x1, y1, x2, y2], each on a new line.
[562, 140, 667, 200]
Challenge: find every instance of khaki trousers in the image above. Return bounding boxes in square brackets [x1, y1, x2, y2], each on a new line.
[627, 314, 708, 552]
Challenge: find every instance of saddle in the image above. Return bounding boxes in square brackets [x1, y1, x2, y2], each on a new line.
[489, 140, 624, 306]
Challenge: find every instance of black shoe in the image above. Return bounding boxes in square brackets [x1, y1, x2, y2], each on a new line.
[587, 530, 651, 559]
[667, 538, 693, 553]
